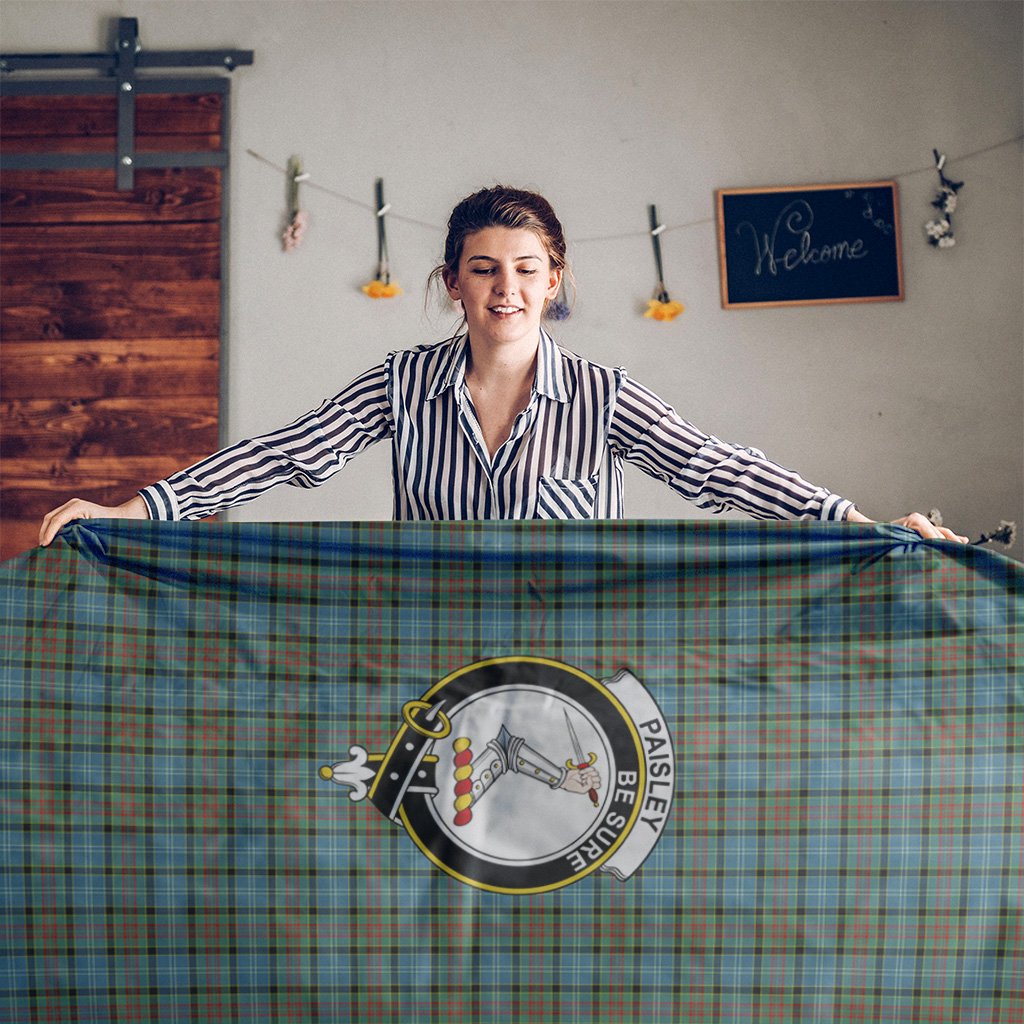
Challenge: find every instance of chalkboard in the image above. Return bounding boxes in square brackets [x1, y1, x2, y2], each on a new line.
[716, 182, 904, 309]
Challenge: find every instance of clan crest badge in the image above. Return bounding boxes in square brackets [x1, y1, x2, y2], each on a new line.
[319, 657, 674, 894]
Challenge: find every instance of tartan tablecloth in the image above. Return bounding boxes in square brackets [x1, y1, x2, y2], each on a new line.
[1, 520, 1021, 1023]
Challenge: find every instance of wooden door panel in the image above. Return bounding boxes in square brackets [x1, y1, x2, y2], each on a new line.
[2, 456, 197, 519]
[2, 223, 220, 282]
[1, 134, 224, 155]
[1, 168, 222, 223]
[2, 396, 218, 459]
[0, 93, 223, 138]
[1, 339, 219, 399]
[2, 279, 220, 340]
[1, 91, 223, 561]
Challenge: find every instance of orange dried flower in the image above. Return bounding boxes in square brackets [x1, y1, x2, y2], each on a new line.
[644, 299, 685, 322]
[361, 279, 403, 299]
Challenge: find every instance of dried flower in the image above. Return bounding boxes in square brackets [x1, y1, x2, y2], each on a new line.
[925, 150, 964, 249]
[282, 210, 308, 252]
[362, 179, 402, 300]
[644, 204, 684, 323]
[972, 521, 1017, 548]
[546, 278, 572, 321]
[362, 279, 403, 299]
[282, 156, 310, 252]
[644, 298, 685, 322]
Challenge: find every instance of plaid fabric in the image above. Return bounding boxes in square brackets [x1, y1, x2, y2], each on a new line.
[1, 520, 1021, 1023]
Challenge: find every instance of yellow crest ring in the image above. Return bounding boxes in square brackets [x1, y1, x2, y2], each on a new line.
[401, 699, 452, 739]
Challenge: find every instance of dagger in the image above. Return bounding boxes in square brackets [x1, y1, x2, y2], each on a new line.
[563, 709, 599, 807]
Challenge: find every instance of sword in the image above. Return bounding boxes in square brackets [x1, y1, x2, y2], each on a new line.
[563, 709, 599, 807]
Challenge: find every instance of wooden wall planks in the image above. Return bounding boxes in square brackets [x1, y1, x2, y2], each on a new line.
[0, 93, 223, 139]
[0, 92, 223, 560]
[3, 456, 194, 519]
[2, 279, 221, 340]
[1, 339, 220, 398]
[1, 223, 220, 282]
[2, 397, 219, 458]
[1, 168, 223, 223]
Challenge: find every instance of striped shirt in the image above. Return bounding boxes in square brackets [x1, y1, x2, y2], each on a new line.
[139, 331, 854, 522]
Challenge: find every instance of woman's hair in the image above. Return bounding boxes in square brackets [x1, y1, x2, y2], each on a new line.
[428, 185, 573, 319]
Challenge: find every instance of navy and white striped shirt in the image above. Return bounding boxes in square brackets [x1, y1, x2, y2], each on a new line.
[140, 331, 854, 522]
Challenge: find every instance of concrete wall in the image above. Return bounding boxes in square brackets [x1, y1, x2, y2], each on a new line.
[4, 0, 1021, 550]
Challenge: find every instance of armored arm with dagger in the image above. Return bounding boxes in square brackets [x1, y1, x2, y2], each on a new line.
[453, 716, 602, 817]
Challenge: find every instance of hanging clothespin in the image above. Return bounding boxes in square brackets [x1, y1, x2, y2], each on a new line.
[375, 178, 391, 285]
[282, 155, 309, 252]
[287, 156, 310, 217]
[648, 205, 669, 304]
[932, 149, 964, 193]
[643, 204, 684, 321]
[362, 178, 402, 298]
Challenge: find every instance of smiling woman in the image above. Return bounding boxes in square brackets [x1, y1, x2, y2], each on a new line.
[427, 186, 571, 334]
[441, 225, 562, 458]
[38, 185, 967, 545]
[447, 229, 559, 347]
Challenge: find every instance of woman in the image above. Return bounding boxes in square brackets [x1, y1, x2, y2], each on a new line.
[38, 186, 967, 545]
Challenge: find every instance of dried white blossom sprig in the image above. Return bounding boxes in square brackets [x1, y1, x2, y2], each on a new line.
[924, 150, 963, 249]
[282, 156, 310, 252]
[971, 521, 1017, 548]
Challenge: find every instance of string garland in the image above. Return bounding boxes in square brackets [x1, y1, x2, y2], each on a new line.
[251, 133, 1021, 321]
[248, 149, 439, 231]
[247, 133, 1022, 245]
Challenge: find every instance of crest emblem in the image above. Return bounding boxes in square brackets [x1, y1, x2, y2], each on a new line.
[320, 657, 674, 894]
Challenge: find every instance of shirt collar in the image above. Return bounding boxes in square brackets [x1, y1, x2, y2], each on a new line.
[426, 335, 469, 399]
[426, 330, 570, 403]
[535, 328, 571, 403]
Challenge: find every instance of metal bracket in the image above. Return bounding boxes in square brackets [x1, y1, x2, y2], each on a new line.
[1, 16, 254, 191]
[116, 18, 140, 189]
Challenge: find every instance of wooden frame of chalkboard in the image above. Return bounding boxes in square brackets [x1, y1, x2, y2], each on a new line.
[716, 181, 904, 309]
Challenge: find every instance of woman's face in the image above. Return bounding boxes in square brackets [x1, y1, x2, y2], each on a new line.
[445, 227, 561, 350]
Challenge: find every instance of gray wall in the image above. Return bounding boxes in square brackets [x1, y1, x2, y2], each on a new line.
[4, 0, 1022, 550]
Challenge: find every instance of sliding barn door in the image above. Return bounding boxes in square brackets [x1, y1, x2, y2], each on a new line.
[1, 91, 224, 560]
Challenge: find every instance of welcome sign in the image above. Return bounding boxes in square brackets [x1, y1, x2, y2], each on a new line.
[717, 181, 904, 308]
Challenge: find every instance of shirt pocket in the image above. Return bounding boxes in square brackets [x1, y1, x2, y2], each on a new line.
[534, 475, 599, 519]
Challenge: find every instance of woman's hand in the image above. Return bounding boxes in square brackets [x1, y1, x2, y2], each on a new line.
[846, 508, 968, 543]
[39, 495, 149, 548]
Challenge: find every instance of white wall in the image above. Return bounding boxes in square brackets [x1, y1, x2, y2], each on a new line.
[4, 0, 1022, 550]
